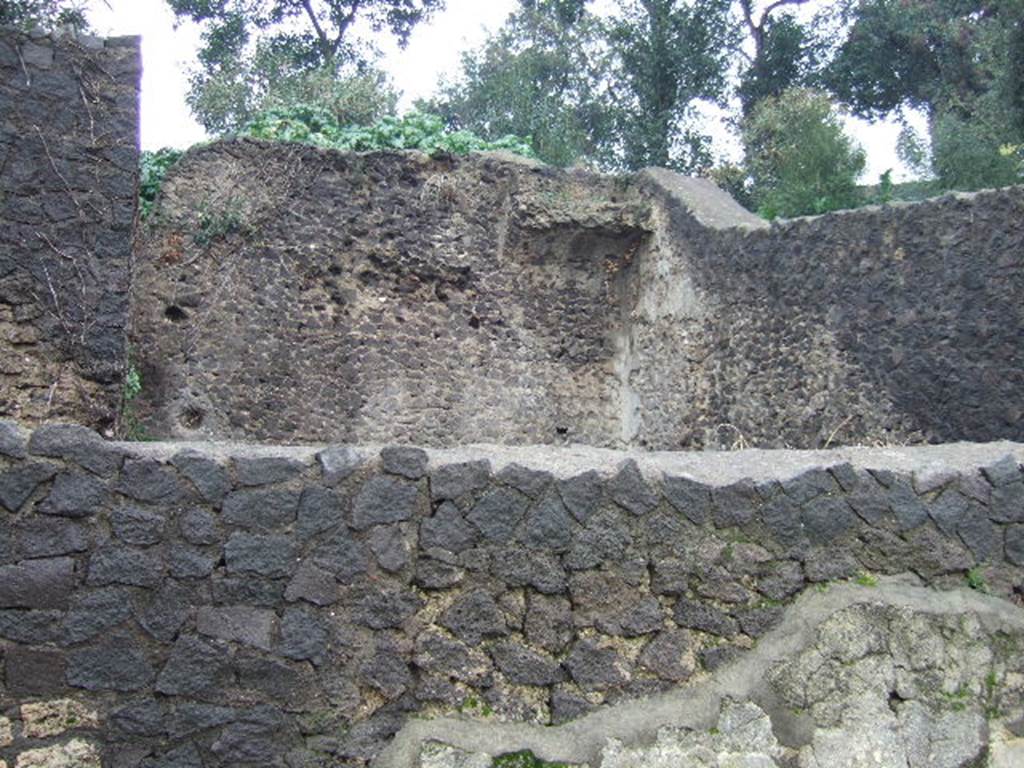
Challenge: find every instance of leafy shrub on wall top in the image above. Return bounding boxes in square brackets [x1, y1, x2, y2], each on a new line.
[743, 88, 866, 219]
[242, 107, 537, 159]
[139, 148, 184, 220]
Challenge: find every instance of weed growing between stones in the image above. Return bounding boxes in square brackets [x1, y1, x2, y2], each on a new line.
[854, 572, 878, 587]
[491, 750, 571, 768]
[966, 567, 990, 593]
[118, 360, 149, 440]
[193, 198, 247, 246]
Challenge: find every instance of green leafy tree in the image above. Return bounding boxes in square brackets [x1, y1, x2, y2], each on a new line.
[735, 0, 815, 116]
[426, 0, 613, 167]
[822, 0, 1024, 190]
[0, 0, 89, 30]
[743, 88, 866, 218]
[165, 0, 442, 133]
[608, 0, 737, 171]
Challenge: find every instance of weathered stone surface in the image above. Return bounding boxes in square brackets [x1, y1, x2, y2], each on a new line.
[62, 586, 133, 642]
[222, 487, 300, 530]
[991, 482, 1024, 523]
[224, 532, 294, 577]
[381, 446, 429, 479]
[352, 586, 422, 631]
[13, 739, 102, 768]
[440, 590, 508, 645]
[415, 551, 466, 589]
[0, 715, 10, 747]
[525, 593, 574, 653]
[21, 699, 99, 738]
[168, 543, 217, 579]
[570, 570, 662, 637]
[317, 446, 365, 485]
[802, 495, 855, 545]
[672, 598, 738, 638]
[564, 639, 629, 691]
[558, 470, 604, 524]
[87, 544, 163, 587]
[431, 461, 491, 503]
[352, 475, 420, 530]
[982, 455, 1022, 487]
[296, 485, 344, 538]
[420, 501, 478, 552]
[521, 493, 574, 551]
[414, 630, 492, 686]
[172, 451, 231, 505]
[234, 455, 306, 486]
[607, 460, 658, 516]
[178, 507, 220, 545]
[467, 487, 529, 542]
[285, 560, 340, 605]
[663, 474, 712, 525]
[197, 605, 276, 650]
[0, 420, 26, 458]
[28, 425, 122, 476]
[601, 701, 784, 768]
[497, 464, 553, 498]
[111, 505, 166, 545]
[134, 582, 190, 642]
[117, 460, 187, 504]
[279, 606, 328, 664]
[0, 608, 63, 643]
[6, 646, 66, 695]
[564, 509, 633, 570]
[490, 641, 564, 686]
[369, 524, 411, 572]
[360, 646, 414, 698]
[0, 462, 57, 511]
[711, 480, 759, 528]
[311, 527, 369, 582]
[492, 549, 567, 595]
[67, 633, 155, 691]
[1006, 525, 1024, 566]
[155, 636, 233, 695]
[40, 471, 108, 518]
[0, 556, 75, 609]
[637, 628, 697, 682]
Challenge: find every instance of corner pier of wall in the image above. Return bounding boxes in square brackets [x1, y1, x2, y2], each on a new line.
[1, 421, 1023, 767]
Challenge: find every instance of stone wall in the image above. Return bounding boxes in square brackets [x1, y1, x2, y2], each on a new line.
[0, 29, 139, 434]
[1, 421, 1022, 766]
[634, 174, 1024, 450]
[131, 142, 649, 446]
[133, 143, 1024, 449]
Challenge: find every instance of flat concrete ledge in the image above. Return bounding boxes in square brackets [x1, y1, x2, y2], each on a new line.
[111, 435, 1024, 488]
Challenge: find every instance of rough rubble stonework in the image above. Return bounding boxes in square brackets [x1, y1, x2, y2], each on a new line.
[0, 28, 139, 432]
[0, 421, 1023, 766]
[131, 142, 1024, 449]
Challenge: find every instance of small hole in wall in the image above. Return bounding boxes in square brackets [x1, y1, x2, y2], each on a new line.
[164, 305, 189, 322]
[555, 426, 569, 436]
[469, 315, 481, 329]
[179, 405, 205, 430]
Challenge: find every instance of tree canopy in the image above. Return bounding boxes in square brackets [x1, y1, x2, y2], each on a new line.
[165, 0, 443, 133]
[0, 0, 89, 30]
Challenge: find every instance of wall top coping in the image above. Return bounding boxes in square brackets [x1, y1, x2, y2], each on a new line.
[6, 418, 1013, 486]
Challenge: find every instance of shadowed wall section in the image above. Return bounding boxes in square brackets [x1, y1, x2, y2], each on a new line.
[0, 29, 139, 432]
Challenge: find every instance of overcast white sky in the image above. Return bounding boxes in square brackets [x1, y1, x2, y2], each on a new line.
[84, 0, 916, 181]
